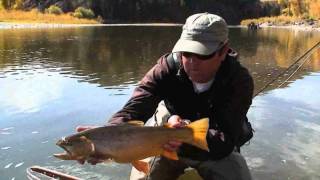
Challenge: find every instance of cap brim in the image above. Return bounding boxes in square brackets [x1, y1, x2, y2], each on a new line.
[172, 39, 220, 55]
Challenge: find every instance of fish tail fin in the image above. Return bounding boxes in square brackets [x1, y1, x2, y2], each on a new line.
[132, 160, 150, 174]
[186, 118, 209, 152]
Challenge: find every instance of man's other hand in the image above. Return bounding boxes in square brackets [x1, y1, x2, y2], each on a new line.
[163, 115, 189, 152]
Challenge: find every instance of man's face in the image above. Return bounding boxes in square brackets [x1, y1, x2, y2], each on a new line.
[181, 48, 226, 83]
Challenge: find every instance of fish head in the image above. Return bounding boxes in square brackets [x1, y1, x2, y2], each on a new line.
[54, 136, 94, 160]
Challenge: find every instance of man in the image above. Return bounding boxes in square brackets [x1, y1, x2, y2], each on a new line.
[78, 12, 254, 180]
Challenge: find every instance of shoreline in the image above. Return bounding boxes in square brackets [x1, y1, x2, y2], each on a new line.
[1, 22, 320, 31]
[0, 22, 183, 29]
[258, 24, 320, 32]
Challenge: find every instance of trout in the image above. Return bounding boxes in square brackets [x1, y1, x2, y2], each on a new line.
[54, 118, 209, 174]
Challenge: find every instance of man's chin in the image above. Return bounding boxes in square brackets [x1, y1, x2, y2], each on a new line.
[189, 77, 207, 83]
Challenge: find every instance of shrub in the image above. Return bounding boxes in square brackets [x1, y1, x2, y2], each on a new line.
[73, 7, 95, 19]
[45, 5, 63, 15]
[13, 0, 23, 10]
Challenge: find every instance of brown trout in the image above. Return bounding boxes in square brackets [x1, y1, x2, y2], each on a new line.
[54, 118, 209, 174]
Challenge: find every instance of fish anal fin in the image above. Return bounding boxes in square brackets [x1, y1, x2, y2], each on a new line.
[162, 150, 179, 160]
[132, 160, 149, 174]
[186, 118, 209, 152]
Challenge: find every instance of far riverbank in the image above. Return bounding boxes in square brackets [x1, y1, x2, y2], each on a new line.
[0, 22, 182, 29]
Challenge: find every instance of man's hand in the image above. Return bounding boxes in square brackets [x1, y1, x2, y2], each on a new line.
[76, 125, 98, 133]
[163, 115, 189, 152]
[75, 125, 104, 165]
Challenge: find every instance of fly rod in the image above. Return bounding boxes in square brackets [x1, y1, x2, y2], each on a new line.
[254, 40, 320, 97]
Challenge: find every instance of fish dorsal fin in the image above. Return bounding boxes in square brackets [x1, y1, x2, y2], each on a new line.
[125, 120, 144, 126]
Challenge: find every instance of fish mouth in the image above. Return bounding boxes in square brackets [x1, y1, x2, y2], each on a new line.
[53, 147, 74, 160]
[53, 139, 73, 159]
[54, 145, 71, 157]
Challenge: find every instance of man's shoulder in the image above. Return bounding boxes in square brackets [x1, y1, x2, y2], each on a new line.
[164, 52, 181, 73]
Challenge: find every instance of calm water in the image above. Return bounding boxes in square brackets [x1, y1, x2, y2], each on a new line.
[0, 27, 320, 180]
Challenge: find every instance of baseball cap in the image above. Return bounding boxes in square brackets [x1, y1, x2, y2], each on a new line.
[172, 12, 229, 55]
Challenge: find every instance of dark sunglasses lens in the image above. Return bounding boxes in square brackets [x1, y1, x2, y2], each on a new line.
[196, 53, 215, 60]
[182, 52, 192, 58]
[182, 52, 215, 61]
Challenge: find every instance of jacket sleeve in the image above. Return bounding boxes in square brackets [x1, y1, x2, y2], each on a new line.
[207, 66, 254, 158]
[108, 56, 171, 125]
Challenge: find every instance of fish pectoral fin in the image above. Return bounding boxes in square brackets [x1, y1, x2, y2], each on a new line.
[132, 160, 149, 174]
[53, 153, 75, 160]
[162, 150, 179, 160]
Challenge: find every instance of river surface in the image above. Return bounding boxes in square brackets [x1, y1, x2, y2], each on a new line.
[0, 26, 320, 179]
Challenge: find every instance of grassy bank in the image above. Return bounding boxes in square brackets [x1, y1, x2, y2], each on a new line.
[241, 15, 319, 28]
[0, 10, 99, 24]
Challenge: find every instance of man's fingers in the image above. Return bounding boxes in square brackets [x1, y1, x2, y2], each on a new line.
[76, 126, 89, 132]
[163, 144, 176, 152]
[87, 157, 104, 165]
[77, 159, 85, 165]
[76, 125, 98, 132]
[168, 140, 182, 147]
[77, 158, 104, 165]
[163, 140, 182, 152]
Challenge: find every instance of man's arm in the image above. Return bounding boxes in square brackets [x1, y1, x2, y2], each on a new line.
[206, 66, 254, 159]
[108, 56, 171, 125]
[221, 66, 254, 144]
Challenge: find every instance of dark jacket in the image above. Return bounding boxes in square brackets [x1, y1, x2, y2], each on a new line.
[109, 49, 254, 160]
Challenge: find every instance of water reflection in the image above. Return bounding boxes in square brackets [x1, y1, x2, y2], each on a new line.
[245, 48, 320, 180]
[0, 27, 320, 179]
[0, 27, 180, 88]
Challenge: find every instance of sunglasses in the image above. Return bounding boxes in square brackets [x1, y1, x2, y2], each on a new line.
[181, 41, 227, 61]
[181, 51, 217, 61]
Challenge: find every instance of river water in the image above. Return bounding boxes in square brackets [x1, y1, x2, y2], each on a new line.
[0, 26, 319, 179]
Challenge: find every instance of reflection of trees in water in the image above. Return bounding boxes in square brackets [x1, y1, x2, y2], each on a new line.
[0, 27, 319, 93]
[0, 27, 180, 86]
[310, 48, 320, 71]
[234, 28, 320, 95]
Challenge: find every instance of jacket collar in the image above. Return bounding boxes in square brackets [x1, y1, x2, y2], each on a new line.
[176, 49, 239, 90]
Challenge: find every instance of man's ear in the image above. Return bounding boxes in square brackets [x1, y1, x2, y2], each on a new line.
[218, 42, 229, 61]
[221, 42, 229, 54]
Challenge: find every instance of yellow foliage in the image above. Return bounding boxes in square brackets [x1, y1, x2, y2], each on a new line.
[289, 0, 303, 17]
[13, 0, 23, 9]
[0, 9, 99, 24]
[308, 0, 320, 19]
